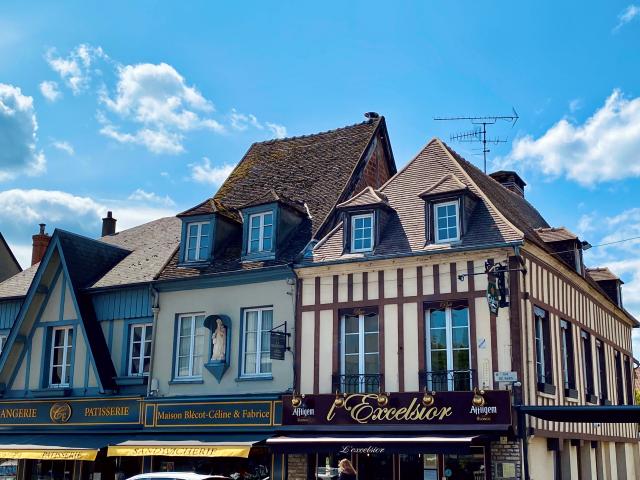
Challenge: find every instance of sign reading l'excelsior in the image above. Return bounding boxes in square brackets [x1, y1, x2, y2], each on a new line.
[282, 391, 511, 427]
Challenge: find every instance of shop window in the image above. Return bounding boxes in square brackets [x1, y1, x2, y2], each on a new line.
[241, 307, 273, 376]
[615, 351, 624, 405]
[185, 221, 210, 262]
[350, 213, 375, 252]
[581, 330, 596, 402]
[128, 323, 152, 376]
[248, 212, 274, 254]
[595, 339, 609, 404]
[444, 449, 486, 480]
[339, 311, 380, 392]
[174, 313, 206, 379]
[425, 303, 472, 391]
[560, 319, 576, 397]
[49, 326, 73, 387]
[534, 306, 554, 393]
[434, 200, 459, 243]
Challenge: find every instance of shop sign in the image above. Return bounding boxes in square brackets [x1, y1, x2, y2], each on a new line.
[282, 391, 511, 427]
[494, 371, 518, 383]
[152, 400, 273, 427]
[0, 397, 142, 427]
[270, 332, 287, 360]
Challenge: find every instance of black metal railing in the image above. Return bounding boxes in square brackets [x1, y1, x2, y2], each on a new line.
[424, 369, 476, 392]
[332, 374, 383, 393]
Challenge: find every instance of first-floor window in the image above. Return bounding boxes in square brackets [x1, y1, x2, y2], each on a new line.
[615, 351, 624, 405]
[534, 306, 553, 386]
[242, 308, 273, 376]
[560, 320, 575, 392]
[426, 303, 471, 391]
[596, 339, 608, 403]
[50, 326, 73, 387]
[175, 314, 206, 378]
[128, 323, 152, 376]
[624, 355, 633, 405]
[581, 330, 595, 398]
[341, 311, 379, 392]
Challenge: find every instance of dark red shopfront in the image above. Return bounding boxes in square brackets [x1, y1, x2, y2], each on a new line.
[271, 391, 513, 480]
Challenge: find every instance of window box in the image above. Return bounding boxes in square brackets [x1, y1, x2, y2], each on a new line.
[537, 383, 556, 395]
[586, 393, 598, 404]
[564, 388, 579, 399]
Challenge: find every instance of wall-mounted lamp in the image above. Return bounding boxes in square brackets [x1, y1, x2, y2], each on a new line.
[377, 392, 389, 407]
[422, 388, 436, 407]
[291, 391, 304, 408]
[472, 388, 486, 407]
[333, 391, 346, 408]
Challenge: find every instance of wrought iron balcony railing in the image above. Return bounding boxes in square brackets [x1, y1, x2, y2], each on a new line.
[332, 374, 383, 393]
[424, 369, 476, 392]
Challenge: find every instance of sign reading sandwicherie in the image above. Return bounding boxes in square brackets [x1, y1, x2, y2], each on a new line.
[282, 391, 511, 427]
[0, 398, 142, 426]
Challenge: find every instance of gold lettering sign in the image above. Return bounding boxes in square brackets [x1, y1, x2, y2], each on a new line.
[326, 394, 453, 424]
[84, 406, 130, 417]
[0, 408, 38, 419]
[49, 403, 72, 424]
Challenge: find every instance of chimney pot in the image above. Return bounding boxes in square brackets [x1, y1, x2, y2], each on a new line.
[102, 211, 117, 237]
[489, 170, 526, 198]
[31, 224, 51, 266]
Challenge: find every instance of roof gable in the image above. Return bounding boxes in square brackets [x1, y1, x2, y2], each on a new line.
[336, 186, 389, 209]
[418, 173, 468, 197]
[0, 233, 21, 283]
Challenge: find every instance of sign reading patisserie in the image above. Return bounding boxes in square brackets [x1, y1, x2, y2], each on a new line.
[282, 391, 511, 426]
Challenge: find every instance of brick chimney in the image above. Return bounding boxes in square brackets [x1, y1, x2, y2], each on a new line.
[31, 223, 50, 266]
[489, 170, 526, 198]
[102, 211, 117, 237]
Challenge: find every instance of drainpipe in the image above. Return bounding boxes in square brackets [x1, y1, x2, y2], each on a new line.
[147, 285, 160, 397]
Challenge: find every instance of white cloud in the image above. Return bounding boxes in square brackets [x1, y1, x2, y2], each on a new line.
[45, 44, 107, 94]
[189, 157, 234, 185]
[99, 123, 185, 154]
[39, 81, 61, 102]
[496, 90, 640, 186]
[576, 212, 596, 236]
[568, 98, 582, 113]
[266, 122, 287, 138]
[229, 109, 287, 139]
[614, 4, 640, 32]
[128, 188, 175, 207]
[52, 140, 74, 155]
[0, 83, 45, 181]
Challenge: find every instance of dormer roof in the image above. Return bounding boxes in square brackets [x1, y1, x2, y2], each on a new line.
[336, 186, 390, 210]
[536, 227, 578, 243]
[586, 267, 623, 284]
[418, 173, 469, 197]
[240, 189, 308, 216]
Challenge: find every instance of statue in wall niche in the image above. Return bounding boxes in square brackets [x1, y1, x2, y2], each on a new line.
[211, 318, 227, 361]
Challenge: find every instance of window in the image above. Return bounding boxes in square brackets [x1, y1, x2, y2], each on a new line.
[595, 340, 608, 403]
[615, 351, 624, 405]
[434, 201, 459, 243]
[128, 323, 152, 376]
[242, 308, 273, 376]
[350, 213, 374, 252]
[624, 355, 633, 405]
[534, 307, 553, 388]
[581, 330, 595, 400]
[175, 314, 206, 378]
[560, 320, 576, 394]
[49, 327, 73, 387]
[0, 334, 7, 354]
[341, 312, 379, 392]
[248, 212, 273, 254]
[426, 304, 471, 391]
[186, 222, 210, 262]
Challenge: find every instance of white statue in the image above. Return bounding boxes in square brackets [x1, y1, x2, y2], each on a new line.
[211, 318, 227, 361]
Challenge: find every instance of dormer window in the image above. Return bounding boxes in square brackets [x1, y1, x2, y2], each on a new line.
[351, 213, 374, 252]
[186, 221, 210, 262]
[248, 211, 273, 253]
[434, 201, 459, 243]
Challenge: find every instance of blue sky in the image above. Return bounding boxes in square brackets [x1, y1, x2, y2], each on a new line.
[1, 1, 640, 349]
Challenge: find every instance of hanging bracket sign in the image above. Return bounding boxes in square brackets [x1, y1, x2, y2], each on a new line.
[269, 321, 291, 360]
[486, 273, 500, 315]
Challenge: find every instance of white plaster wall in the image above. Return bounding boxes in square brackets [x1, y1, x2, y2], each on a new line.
[72, 332, 87, 387]
[40, 274, 62, 322]
[63, 284, 75, 319]
[367, 271, 379, 300]
[528, 437, 555, 480]
[352, 272, 363, 301]
[384, 304, 399, 392]
[318, 310, 333, 394]
[403, 267, 417, 297]
[301, 278, 315, 306]
[474, 297, 493, 389]
[402, 302, 419, 391]
[384, 269, 397, 298]
[439, 263, 451, 294]
[300, 311, 315, 394]
[496, 301, 511, 373]
[154, 279, 295, 397]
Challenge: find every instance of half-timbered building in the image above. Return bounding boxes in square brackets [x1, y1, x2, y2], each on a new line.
[279, 138, 638, 480]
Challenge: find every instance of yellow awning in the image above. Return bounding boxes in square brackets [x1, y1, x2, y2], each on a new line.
[107, 445, 250, 458]
[0, 448, 97, 461]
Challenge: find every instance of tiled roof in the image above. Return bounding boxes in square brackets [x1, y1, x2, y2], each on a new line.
[240, 189, 308, 215]
[586, 267, 621, 283]
[308, 138, 526, 263]
[336, 187, 389, 209]
[418, 173, 469, 197]
[177, 198, 238, 222]
[208, 118, 386, 235]
[0, 217, 181, 298]
[536, 227, 578, 243]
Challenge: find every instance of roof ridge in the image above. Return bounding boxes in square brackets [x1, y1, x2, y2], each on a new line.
[251, 118, 380, 146]
[56, 228, 132, 254]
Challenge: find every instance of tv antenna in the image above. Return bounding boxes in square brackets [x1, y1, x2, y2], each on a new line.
[434, 109, 519, 173]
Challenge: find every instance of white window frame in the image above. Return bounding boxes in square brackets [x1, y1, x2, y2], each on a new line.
[49, 326, 73, 387]
[247, 212, 274, 254]
[128, 323, 153, 377]
[340, 313, 380, 393]
[535, 312, 546, 384]
[241, 307, 273, 376]
[185, 221, 210, 262]
[425, 306, 471, 391]
[350, 213, 375, 253]
[434, 200, 460, 243]
[174, 313, 205, 379]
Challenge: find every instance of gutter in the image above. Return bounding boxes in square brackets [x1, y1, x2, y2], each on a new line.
[146, 285, 160, 397]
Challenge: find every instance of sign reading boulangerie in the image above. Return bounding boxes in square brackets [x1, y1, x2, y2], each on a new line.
[282, 391, 511, 427]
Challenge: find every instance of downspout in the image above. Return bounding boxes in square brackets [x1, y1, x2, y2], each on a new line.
[287, 264, 298, 395]
[147, 285, 160, 397]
